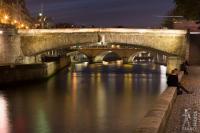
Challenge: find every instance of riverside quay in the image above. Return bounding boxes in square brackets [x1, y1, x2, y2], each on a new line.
[1, 0, 200, 133]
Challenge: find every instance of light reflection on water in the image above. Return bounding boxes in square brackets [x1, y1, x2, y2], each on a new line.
[0, 64, 167, 133]
[0, 94, 10, 133]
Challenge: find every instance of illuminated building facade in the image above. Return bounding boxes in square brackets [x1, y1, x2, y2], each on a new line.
[0, 0, 33, 28]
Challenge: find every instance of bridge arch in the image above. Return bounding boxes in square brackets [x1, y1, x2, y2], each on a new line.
[67, 51, 89, 63]
[94, 51, 121, 63]
[128, 51, 153, 63]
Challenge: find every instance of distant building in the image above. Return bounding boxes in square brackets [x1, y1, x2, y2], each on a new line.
[0, 0, 33, 28]
[35, 12, 54, 29]
[173, 20, 200, 32]
[54, 23, 76, 28]
[54, 23, 97, 28]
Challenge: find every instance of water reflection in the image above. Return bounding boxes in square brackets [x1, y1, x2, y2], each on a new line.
[0, 64, 167, 133]
[0, 94, 10, 133]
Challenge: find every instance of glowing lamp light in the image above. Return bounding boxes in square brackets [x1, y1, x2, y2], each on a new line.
[111, 45, 115, 48]
[4, 15, 9, 20]
[102, 61, 109, 65]
[0, 31, 3, 34]
[39, 12, 43, 17]
[14, 20, 17, 23]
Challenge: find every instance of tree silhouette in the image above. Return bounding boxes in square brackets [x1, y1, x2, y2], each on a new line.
[173, 0, 200, 20]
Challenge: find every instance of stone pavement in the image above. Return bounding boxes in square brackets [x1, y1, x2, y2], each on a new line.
[165, 66, 200, 133]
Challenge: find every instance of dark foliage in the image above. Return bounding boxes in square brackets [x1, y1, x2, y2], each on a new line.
[174, 0, 200, 20]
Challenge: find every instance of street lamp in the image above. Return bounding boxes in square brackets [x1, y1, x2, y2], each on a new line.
[39, 12, 43, 17]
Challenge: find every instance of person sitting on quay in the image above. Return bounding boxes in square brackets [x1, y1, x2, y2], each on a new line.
[167, 69, 192, 95]
[180, 61, 189, 75]
[185, 60, 189, 66]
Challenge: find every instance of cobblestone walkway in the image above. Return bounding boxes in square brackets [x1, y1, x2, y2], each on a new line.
[165, 66, 200, 133]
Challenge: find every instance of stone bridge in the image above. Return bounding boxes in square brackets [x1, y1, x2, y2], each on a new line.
[18, 28, 188, 72]
[19, 28, 188, 57]
[0, 28, 189, 73]
[76, 48, 151, 63]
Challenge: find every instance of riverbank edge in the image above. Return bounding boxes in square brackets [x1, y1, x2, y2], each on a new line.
[0, 56, 70, 86]
[135, 72, 184, 133]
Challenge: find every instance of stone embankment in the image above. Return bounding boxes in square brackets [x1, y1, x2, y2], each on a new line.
[165, 66, 200, 133]
[135, 72, 184, 133]
[0, 56, 70, 85]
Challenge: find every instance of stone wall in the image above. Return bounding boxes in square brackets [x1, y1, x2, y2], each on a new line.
[135, 87, 177, 133]
[0, 56, 70, 84]
[0, 28, 22, 64]
[189, 34, 200, 65]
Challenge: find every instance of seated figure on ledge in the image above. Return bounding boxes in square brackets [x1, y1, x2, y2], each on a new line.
[167, 69, 192, 95]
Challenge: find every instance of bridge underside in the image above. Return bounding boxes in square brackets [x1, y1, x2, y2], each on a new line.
[78, 48, 141, 59]
[68, 48, 167, 64]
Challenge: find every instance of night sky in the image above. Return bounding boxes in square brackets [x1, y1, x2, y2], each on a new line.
[26, 0, 174, 27]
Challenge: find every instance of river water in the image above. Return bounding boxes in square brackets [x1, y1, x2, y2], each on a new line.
[0, 64, 167, 133]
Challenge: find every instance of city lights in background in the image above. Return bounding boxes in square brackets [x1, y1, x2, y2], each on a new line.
[4, 15, 9, 20]
[0, 1, 53, 29]
[0, 13, 29, 29]
[0, 1, 31, 29]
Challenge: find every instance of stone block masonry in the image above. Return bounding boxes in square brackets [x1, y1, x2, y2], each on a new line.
[0, 56, 70, 85]
[135, 87, 177, 133]
[19, 28, 187, 57]
[0, 27, 22, 64]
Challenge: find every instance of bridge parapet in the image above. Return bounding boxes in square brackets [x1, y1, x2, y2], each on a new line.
[19, 28, 187, 57]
